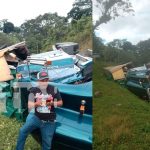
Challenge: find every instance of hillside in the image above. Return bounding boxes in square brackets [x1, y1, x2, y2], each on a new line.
[79, 36, 92, 50]
[93, 60, 150, 150]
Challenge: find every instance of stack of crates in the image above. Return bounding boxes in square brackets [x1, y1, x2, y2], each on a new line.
[0, 68, 28, 121]
[0, 79, 17, 117]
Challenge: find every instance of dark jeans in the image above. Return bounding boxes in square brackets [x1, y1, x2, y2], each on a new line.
[16, 113, 56, 150]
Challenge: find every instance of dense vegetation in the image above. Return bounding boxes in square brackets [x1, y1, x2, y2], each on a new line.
[0, 0, 92, 53]
[94, 34, 150, 66]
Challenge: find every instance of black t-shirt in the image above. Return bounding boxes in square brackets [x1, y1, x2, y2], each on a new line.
[28, 85, 62, 121]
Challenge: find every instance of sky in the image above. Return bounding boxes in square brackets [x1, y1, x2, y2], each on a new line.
[93, 0, 150, 44]
[0, 0, 74, 26]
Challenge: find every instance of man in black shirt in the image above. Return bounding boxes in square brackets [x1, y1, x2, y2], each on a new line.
[16, 71, 63, 150]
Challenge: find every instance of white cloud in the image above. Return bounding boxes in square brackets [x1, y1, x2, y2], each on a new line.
[0, 0, 74, 26]
[94, 0, 150, 44]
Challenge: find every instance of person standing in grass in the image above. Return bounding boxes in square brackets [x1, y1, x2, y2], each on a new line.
[16, 71, 63, 150]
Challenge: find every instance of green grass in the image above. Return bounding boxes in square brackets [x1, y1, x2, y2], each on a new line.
[0, 114, 41, 150]
[93, 60, 150, 150]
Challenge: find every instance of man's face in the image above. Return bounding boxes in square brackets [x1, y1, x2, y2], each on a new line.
[38, 78, 49, 89]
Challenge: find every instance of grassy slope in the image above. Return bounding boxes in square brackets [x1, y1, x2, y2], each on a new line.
[0, 115, 41, 150]
[93, 61, 150, 150]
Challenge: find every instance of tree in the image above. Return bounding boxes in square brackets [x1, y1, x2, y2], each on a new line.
[107, 39, 135, 51]
[67, 0, 92, 21]
[136, 39, 150, 64]
[137, 39, 150, 52]
[93, 33, 105, 54]
[108, 39, 125, 49]
[20, 13, 68, 52]
[3, 22, 15, 33]
[14, 27, 21, 33]
[0, 19, 8, 31]
[93, 0, 134, 30]
[0, 32, 18, 47]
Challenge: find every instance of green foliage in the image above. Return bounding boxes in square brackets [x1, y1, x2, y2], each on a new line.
[136, 39, 150, 65]
[65, 16, 92, 42]
[94, 37, 150, 66]
[0, 20, 21, 34]
[107, 39, 135, 51]
[0, 32, 12, 46]
[0, 3, 92, 53]
[20, 14, 92, 53]
[93, 33, 105, 54]
[0, 32, 20, 47]
[67, 0, 92, 21]
[3, 22, 15, 34]
[14, 27, 21, 33]
[0, 19, 8, 31]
